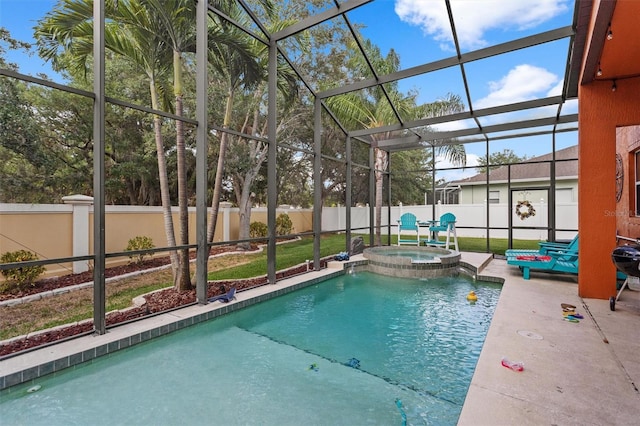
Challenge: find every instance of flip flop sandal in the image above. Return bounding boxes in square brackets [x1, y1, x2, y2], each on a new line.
[561, 303, 576, 310]
[501, 358, 524, 372]
[564, 317, 579, 323]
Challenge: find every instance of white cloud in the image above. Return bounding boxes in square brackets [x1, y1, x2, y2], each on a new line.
[562, 98, 578, 115]
[547, 80, 564, 97]
[394, 0, 569, 50]
[475, 64, 558, 109]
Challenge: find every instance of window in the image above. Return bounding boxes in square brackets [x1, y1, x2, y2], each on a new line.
[636, 152, 640, 216]
[556, 188, 573, 203]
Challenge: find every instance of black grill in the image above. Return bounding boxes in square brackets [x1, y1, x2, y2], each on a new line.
[611, 245, 640, 277]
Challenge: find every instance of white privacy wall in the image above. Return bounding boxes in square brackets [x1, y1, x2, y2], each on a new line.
[321, 202, 578, 241]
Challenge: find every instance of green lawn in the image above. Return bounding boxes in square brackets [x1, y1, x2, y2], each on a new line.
[210, 234, 541, 282]
[209, 235, 353, 280]
[378, 234, 541, 256]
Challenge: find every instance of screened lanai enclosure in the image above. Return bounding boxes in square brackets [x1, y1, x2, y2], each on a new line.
[0, 0, 581, 335]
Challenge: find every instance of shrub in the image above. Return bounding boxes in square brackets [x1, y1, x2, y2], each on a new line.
[275, 213, 293, 236]
[125, 236, 155, 264]
[249, 221, 268, 238]
[0, 250, 46, 290]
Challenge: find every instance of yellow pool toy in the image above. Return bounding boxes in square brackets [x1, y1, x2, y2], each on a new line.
[467, 291, 478, 302]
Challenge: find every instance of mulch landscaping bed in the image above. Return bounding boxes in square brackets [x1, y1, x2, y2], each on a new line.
[1, 244, 330, 358]
[0, 245, 251, 302]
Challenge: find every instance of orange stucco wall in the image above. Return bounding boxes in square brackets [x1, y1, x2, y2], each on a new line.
[579, 77, 640, 298]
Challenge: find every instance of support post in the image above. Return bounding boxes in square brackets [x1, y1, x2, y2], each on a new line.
[92, 0, 106, 335]
[195, 0, 209, 304]
[62, 195, 93, 274]
[369, 145, 375, 245]
[313, 98, 322, 269]
[267, 40, 277, 283]
[221, 202, 232, 241]
[345, 135, 352, 253]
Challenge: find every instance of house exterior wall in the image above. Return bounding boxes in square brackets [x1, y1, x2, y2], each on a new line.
[580, 78, 640, 299]
[459, 179, 578, 204]
[615, 125, 640, 239]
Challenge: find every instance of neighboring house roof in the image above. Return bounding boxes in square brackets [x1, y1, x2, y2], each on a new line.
[453, 145, 578, 186]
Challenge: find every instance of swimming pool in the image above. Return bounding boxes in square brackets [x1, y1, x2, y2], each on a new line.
[0, 270, 501, 425]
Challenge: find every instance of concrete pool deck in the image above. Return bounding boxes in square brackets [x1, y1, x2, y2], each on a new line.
[2, 252, 639, 424]
[459, 255, 640, 425]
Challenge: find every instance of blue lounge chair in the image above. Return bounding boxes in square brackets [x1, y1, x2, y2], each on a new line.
[208, 287, 236, 303]
[505, 235, 578, 258]
[538, 236, 578, 253]
[397, 213, 420, 246]
[506, 249, 578, 280]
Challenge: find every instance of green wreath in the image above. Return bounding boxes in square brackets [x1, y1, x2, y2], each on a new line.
[515, 200, 536, 220]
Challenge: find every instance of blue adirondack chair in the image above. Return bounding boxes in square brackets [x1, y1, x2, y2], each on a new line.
[427, 213, 458, 251]
[397, 213, 420, 246]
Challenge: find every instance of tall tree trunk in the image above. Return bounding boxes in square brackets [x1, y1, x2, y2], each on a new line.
[233, 147, 265, 251]
[150, 79, 180, 283]
[207, 89, 235, 242]
[174, 50, 191, 291]
[374, 146, 386, 246]
[230, 89, 267, 250]
[234, 176, 254, 250]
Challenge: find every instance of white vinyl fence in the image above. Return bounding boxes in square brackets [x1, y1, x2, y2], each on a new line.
[322, 201, 578, 241]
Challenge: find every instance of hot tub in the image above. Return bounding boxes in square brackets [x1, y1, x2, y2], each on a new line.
[363, 245, 461, 278]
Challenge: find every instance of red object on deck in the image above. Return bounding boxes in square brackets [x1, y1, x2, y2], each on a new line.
[515, 255, 551, 261]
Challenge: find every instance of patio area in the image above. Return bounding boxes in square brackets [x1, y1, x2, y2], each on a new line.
[461, 256, 640, 425]
[2, 252, 639, 423]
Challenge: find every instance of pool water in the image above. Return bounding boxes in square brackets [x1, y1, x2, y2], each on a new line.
[0, 271, 501, 425]
[385, 250, 438, 262]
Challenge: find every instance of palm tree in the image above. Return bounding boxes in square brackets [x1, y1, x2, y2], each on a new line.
[36, 0, 273, 290]
[205, 8, 263, 243]
[141, 0, 275, 286]
[35, 0, 184, 285]
[136, 0, 194, 289]
[326, 42, 466, 245]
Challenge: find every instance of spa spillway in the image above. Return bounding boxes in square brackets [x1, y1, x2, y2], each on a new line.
[363, 245, 461, 278]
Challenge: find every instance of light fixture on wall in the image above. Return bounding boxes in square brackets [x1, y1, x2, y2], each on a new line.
[597, 64, 603, 77]
[607, 24, 613, 40]
[612, 79, 617, 92]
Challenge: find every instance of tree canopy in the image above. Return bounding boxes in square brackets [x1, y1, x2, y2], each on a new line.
[2, 0, 469, 251]
[476, 149, 529, 172]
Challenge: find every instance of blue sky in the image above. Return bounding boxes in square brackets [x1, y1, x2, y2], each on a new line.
[0, 0, 60, 79]
[1, 0, 578, 180]
[344, 0, 578, 179]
